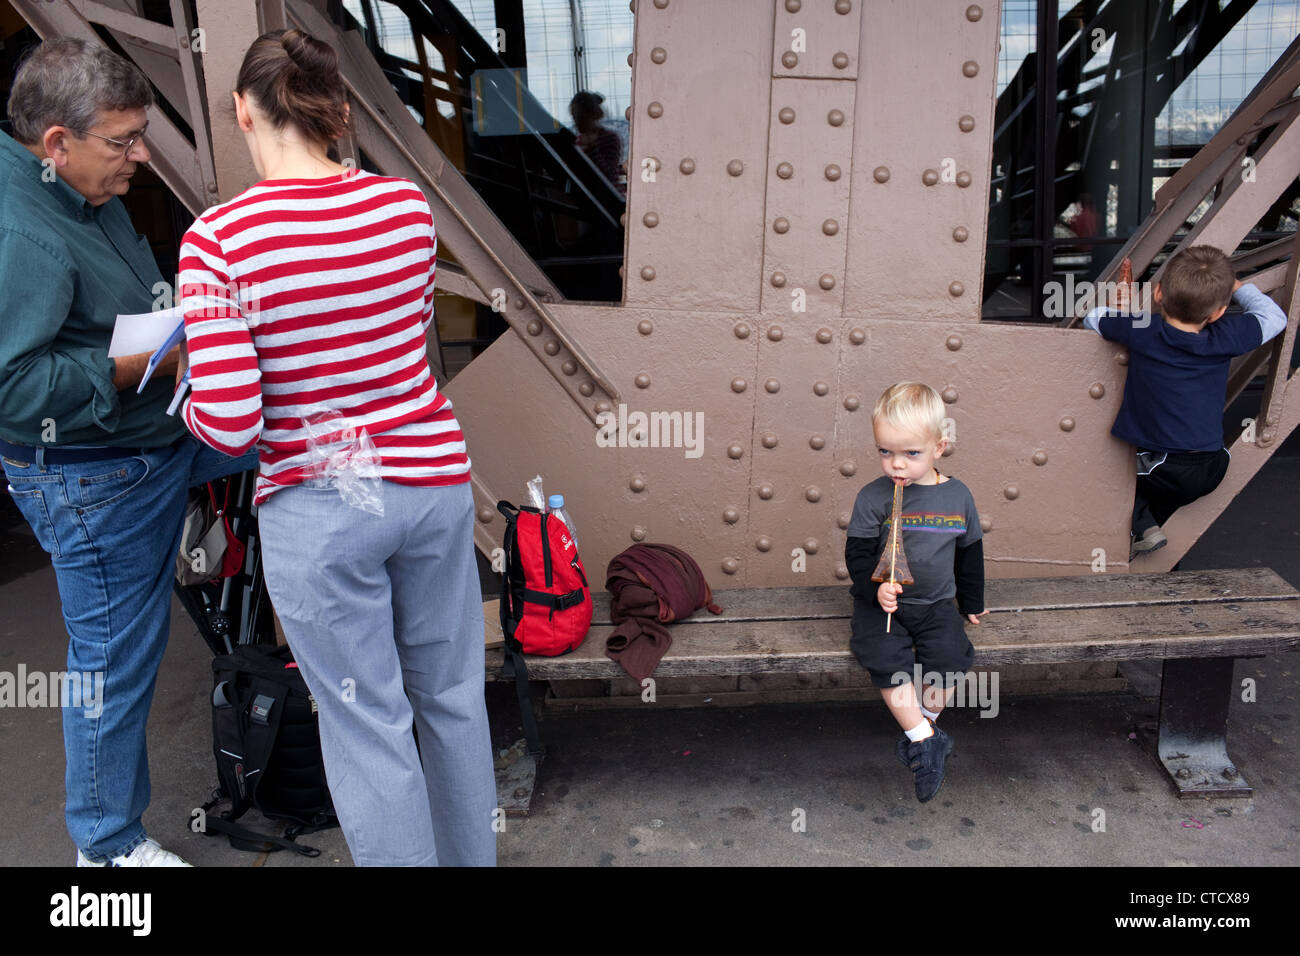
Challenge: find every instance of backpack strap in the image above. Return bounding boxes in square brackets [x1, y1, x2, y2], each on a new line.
[497, 500, 543, 758]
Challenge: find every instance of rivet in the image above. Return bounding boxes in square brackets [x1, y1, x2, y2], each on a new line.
[827, 109, 845, 127]
[805, 486, 822, 503]
[942, 445, 954, 457]
[755, 536, 772, 552]
[734, 322, 751, 339]
[834, 565, 849, 581]
[647, 101, 663, 118]
[825, 163, 842, 181]
[757, 483, 774, 500]
[731, 377, 748, 393]
[1059, 416, 1075, 432]
[813, 381, 829, 396]
[1089, 382, 1106, 399]
[640, 265, 656, 281]
[544, 339, 561, 356]
[782, 51, 799, 69]
[753, 432, 776, 451]
[839, 461, 856, 477]
[804, 539, 820, 555]
[773, 217, 790, 234]
[922, 168, 939, 186]
[1032, 450, 1048, 466]
[956, 171, 972, 188]
[642, 211, 659, 227]
[722, 558, 739, 575]
[822, 219, 839, 236]
[843, 394, 860, 411]
[966, 4, 983, 22]
[723, 507, 740, 524]
[680, 158, 696, 174]
[620, 213, 627, 226]
[594, 399, 613, 413]
[816, 328, 833, 344]
[784, 0, 800, 11]
[650, 46, 667, 64]
[630, 475, 646, 492]
[809, 435, 826, 450]
[515, 299, 525, 310]
[653, 0, 668, 7]
[561, 359, 577, 375]
[946, 335, 963, 351]
[873, 166, 890, 183]
[849, 328, 865, 345]
[1004, 485, 1019, 500]
[980, 516, 992, 532]
[618, 265, 625, 278]
[631, 526, 647, 542]
[835, 0, 851, 12]
[962, 60, 979, 77]
[579, 381, 595, 397]
[767, 325, 784, 342]
[771, 272, 787, 288]
[776, 162, 794, 179]
[637, 319, 654, 335]
[526, 319, 543, 335]
[778, 107, 796, 124]
[1116, 351, 1128, 366]
[819, 274, 835, 290]
[831, 52, 849, 70]
[837, 512, 851, 530]
[764, 378, 781, 393]
[958, 114, 975, 132]
[949, 281, 965, 297]
[728, 443, 745, 459]
[625, 107, 632, 121]
[476, 507, 495, 523]
[941, 387, 958, 404]
[635, 372, 651, 389]
[952, 225, 969, 242]
[727, 159, 745, 176]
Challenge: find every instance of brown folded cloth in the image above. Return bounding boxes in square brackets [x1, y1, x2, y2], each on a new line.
[604, 543, 722, 681]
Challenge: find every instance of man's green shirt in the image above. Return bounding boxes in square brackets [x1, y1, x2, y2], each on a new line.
[0, 129, 185, 447]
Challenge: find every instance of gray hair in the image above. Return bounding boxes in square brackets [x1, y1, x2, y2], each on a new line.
[6, 37, 154, 146]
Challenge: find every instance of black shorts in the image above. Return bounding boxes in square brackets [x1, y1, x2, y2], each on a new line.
[849, 596, 974, 689]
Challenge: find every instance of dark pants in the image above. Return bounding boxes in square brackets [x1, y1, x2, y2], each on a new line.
[850, 596, 974, 689]
[1132, 448, 1230, 536]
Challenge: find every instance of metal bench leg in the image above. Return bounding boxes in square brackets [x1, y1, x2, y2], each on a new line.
[1152, 657, 1251, 799]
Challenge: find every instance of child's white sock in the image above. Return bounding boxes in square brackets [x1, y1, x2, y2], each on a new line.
[904, 719, 934, 742]
[921, 706, 941, 722]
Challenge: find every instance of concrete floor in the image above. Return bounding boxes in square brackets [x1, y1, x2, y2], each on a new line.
[1, 454, 1297, 867]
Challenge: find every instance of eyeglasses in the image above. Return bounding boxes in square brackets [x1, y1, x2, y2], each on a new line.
[74, 121, 149, 156]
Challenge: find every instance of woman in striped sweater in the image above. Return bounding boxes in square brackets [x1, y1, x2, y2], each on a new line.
[177, 29, 496, 866]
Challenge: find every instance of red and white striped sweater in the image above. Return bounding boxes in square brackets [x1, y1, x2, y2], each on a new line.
[178, 171, 469, 504]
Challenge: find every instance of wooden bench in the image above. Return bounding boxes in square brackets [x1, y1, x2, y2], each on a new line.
[487, 568, 1300, 802]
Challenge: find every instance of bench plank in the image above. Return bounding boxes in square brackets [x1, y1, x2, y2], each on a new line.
[487, 597, 1300, 679]
[586, 568, 1297, 624]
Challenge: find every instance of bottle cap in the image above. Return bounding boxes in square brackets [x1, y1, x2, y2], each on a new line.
[548, 494, 565, 508]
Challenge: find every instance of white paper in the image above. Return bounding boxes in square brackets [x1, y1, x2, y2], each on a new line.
[108, 305, 187, 357]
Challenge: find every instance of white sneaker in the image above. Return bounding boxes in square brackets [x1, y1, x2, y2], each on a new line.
[76, 838, 192, 867]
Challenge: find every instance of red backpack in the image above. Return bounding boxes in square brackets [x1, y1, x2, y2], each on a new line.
[496, 500, 593, 758]
[496, 501, 593, 656]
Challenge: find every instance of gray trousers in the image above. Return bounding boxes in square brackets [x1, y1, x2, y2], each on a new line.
[258, 480, 497, 866]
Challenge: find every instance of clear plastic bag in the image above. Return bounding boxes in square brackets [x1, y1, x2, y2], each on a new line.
[525, 475, 546, 511]
[302, 406, 384, 516]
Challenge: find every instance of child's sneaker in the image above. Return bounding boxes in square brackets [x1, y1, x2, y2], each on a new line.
[905, 724, 953, 803]
[1130, 526, 1167, 560]
[895, 732, 911, 767]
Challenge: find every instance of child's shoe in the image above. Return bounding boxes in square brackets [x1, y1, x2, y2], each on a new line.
[1130, 526, 1167, 560]
[905, 724, 953, 803]
[895, 732, 911, 767]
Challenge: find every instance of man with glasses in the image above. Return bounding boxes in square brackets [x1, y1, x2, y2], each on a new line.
[0, 38, 254, 866]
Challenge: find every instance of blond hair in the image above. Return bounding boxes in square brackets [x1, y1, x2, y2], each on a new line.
[872, 382, 945, 442]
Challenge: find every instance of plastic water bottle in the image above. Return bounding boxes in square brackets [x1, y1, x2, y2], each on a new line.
[547, 494, 579, 552]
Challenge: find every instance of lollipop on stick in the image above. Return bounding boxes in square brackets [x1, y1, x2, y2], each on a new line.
[871, 480, 914, 633]
[1114, 257, 1134, 313]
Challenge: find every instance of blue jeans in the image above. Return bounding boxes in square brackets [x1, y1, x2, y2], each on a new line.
[2, 435, 256, 861]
